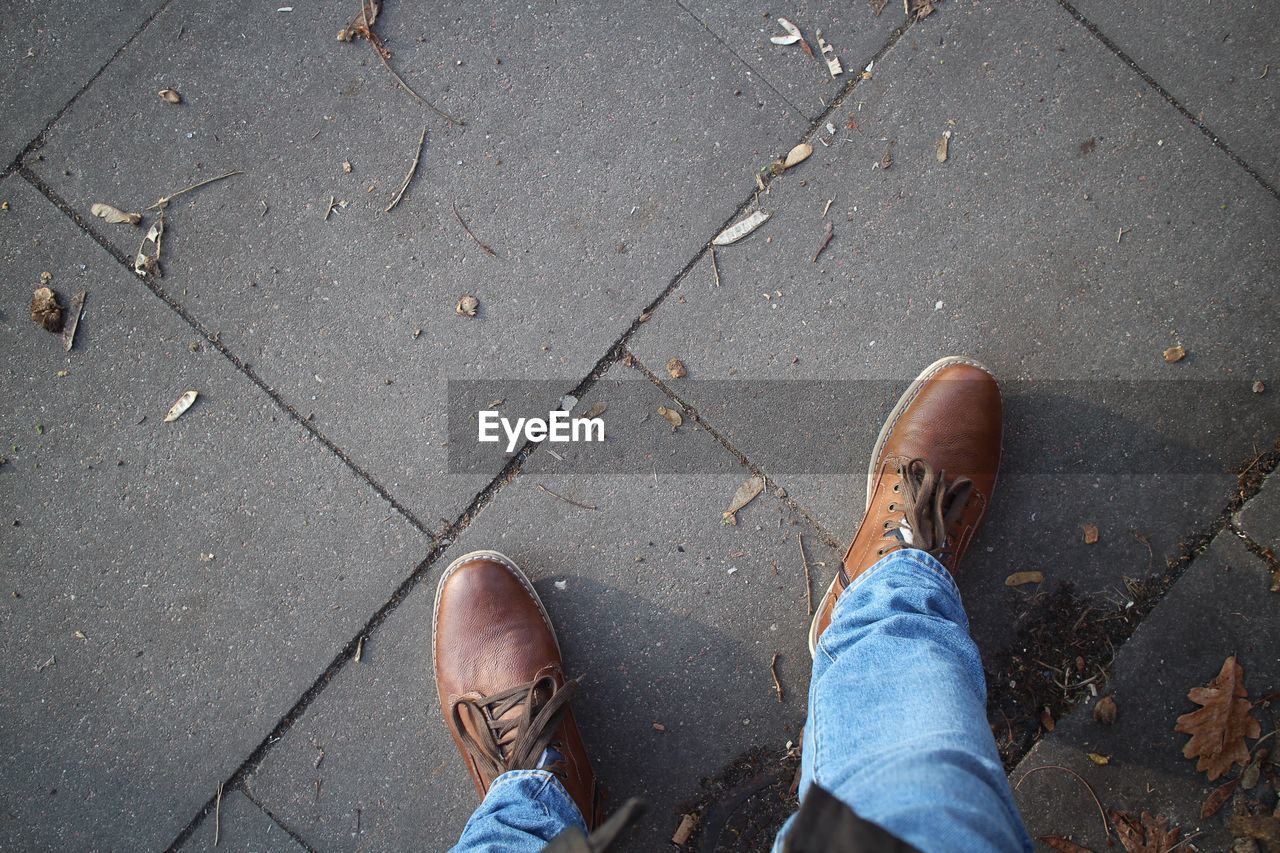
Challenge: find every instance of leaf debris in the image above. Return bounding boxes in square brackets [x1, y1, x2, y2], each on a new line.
[61, 291, 86, 352]
[90, 202, 142, 225]
[455, 294, 478, 317]
[713, 210, 770, 246]
[666, 358, 687, 379]
[656, 405, 683, 431]
[812, 221, 834, 263]
[158, 88, 182, 104]
[1005, 571, 1044, 587]
[30, 287, 63, 333]
[164, 390, 198, 423]
[1162, 345, 1186, 363]
[722, 475, 765, 525]
[134, 218, 165, 278]
[1174, 655, 1261, 780]
[146, 170, 243, 211]
[936, 129, 952, 162]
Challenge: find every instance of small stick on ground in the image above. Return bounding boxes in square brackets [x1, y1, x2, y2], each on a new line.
[1015, 764, 1109, 842]
[812, 221, 835, 263]
[453, 201, 497, 256]
[711, 248, 722, 287]
[537, 483, 598, 511]
[324, 195, 336, 220]
[146, 170, 243, 211]
[1129, 529, 1155, 572]
[214, 782, 223, 847]
[61, 290, 86, 352]
[1116, 227, 1129, 244]
[770, 652, 784, 702]
[386, 127, 427, 212]
[798, 532, 814, 615]
[376, 51, 464, 125]
[354, 636, 365, 662]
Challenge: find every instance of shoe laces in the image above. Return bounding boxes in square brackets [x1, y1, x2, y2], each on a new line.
[452, 674, 577, 781]
[880, 458, 974, 561]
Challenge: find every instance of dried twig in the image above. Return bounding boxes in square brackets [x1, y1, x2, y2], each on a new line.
[812, 221, 835, 263]
[214, 782, 223, 847]
[798, 532, 814, 615]
[537, 483, 598, 511]
[146, 170, 243, 211]
[770, 653, 784, 702]
[324, 195, 337, 220]
[377, 52, 463, 125]
[1015, 764, 1109, 842]
[354, 636, 365, 662]
[385, 126, 427, 212]
[710, 248, 722, 287]
[453, 201, 497, 256]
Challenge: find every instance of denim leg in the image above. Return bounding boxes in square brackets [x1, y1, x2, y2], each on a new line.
[775, 549, 1031, 853]
[451, 769, 587, 853]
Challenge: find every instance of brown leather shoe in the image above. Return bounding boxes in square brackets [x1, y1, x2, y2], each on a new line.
[808, 356, 1003, 655]
[433, 549, 603, 827]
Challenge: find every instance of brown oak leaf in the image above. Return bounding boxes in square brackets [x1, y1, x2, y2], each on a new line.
[1173, 656, 1261, 780]
[1228, 813, 1280, 847]
[1108, 810, 1180, 853]
[1037, 836, 1093, 852]
[1199, 777, 1237, 819]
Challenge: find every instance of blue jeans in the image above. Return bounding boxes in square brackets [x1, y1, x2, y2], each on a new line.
[452, 549, 1032, 852]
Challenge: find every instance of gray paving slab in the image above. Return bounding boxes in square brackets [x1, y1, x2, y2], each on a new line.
[246, 363, 840, 852]
[1011, 532, 1280, 850]
[0, 0, 166, 168]
[177, 791, 307, 853]
[1069, 0, 1280, 189]
[627, 0, 1280, 642]
[677, 0, 905, 119]
[1237, 472, 1280, 554]
[0, 176, 429, 850]
[22, 0, 803, 535]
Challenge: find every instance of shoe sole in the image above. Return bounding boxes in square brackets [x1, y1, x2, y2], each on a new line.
[431, 549, 561, 695]
[806, 355, 992, 657]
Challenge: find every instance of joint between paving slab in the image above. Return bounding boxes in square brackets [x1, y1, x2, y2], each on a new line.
[0, 0, 181, 181]
[668, 0, 810, 122]
[1056, 0, 1280, 203]
[624, 351, 844, 552]
[16, 165, 440, 541]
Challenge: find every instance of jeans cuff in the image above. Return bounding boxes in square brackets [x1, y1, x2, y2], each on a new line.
[834, 548, 965, 621]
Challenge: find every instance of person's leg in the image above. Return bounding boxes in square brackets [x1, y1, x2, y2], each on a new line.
[451, 769, 586, 852]
[781, 548, 1030, 852]
[779, 357, 1030, 852]
[433, 550, 603, 851]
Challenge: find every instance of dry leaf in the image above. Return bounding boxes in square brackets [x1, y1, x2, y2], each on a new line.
[1108, 810, 1180, 853]
[1036, 838, 1092, 853]
[90, 202, 142, 225]
[657, 406, 682, 431]
[878, 144, 894, 170]
[1228, 813, 1280, 847]
[1093, 695, 1117, 725]
[134, 218, 164, 278]
[1252, 379, 1265, 394]
[164, 390, 198, 422]
[1163, 345, 1186, 363]
[1086, 752, 1110, 765]
[1174, 656, 1261, 780]
[769, 18, 803, 46]
[652, 722, 666, 732]
[844, 114, 860, 131]
[342, 160, 353, 173]
[909, 0, 942, 20]
[666, 358, 687, 379]
[1040, 707, 1055, 732]
[713, 210, 770, 246]
[158, 88, 182, 104]
[1083, 523, 1099, 544]
[1199, 777, 1238, 819]
[816, 30, 842, 77]
[62, 290, 86, 352]
[784, 142, 813, 169]
[456, 294, 478, 317]
[672, 814, 697, 847]
[30, 287, 63, 333]
[722, 475, 765, 525]
[1004, 571, 1044, 587]
[936, 129, 952, 162]
[583, 401, 607, 420]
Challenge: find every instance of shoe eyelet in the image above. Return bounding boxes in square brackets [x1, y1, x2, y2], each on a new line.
[876, 548, 885, 556]
[887, 503, 897, 512]
[883, 520, 891, 529]
[892, 483, 901, 493]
